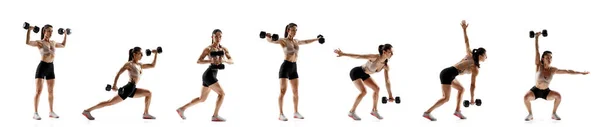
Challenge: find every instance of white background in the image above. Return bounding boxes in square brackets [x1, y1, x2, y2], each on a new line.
[0, 0, 598, 127]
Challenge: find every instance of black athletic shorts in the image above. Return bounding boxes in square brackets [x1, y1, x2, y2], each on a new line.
[35, 61, 55, 79]
[350, 66, 370, 81]
[279, 60, 299, 79]
[439, 66, 460, 85]
[202, 67, 219, 87]
[530, 86, 551, 100]
[118, 82, 137, 100]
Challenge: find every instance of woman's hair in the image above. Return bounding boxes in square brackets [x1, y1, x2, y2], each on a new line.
[284, 23, 297, 38]
[40, 24, 53, 40]
[540, 50, 552, 65]
[128, 47, 142, 61]
[378, 43, 393, 65]
[212, 29, 221, 43]
[472, 47, 487, 68]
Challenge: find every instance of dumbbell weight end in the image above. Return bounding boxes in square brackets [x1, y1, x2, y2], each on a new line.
[105, 84, 112, 91]
[259, 31, 266, 38]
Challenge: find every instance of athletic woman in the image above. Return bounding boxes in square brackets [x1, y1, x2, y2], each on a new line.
[81, 47, 159, 120]
[25, 24, 68, 120]
[333, 44, 394, 120]
[263, 23, 323, 121]
[423, 20, 487, 121]
[177, 29, 231, 121]
[523, 31, 589, 121]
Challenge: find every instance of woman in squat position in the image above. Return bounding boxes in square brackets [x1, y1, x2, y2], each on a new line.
[81, 47, 159, 120]
[177, 29, 232, 121]
[523, 31, 589, 121]
[334, 44, 395, 120]
[25, 24, 68, 120]
[423, 20, 487, 121]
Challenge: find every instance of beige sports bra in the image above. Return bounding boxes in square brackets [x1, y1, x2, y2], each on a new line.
[128, 62, 142, 78]
[282, 39, 299, 55]
[39, 41, 56, 56]
[536, 67, 554, 84]
[362, 58, 386, 73]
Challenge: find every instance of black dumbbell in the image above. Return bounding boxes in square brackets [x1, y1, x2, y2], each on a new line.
[381, 96, 401, 104]
[210, 64, 225, 70]
[317, 34, 325, 44]
[529, 29, 548, 38]
[23, 22, 40, 33]
[58, 28, 71, 35]
[259, 31, 279, 41]
[105, 84, 112, 91]
[463, 99, 482, 107]
[145, 47, 163, 56]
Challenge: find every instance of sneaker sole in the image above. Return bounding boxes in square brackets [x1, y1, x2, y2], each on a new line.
[423, 116, 436, 121]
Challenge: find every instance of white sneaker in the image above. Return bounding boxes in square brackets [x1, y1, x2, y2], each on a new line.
[279, 114, 288, 121]
[423, 112, 437, 121]
[293, 112, 304, 119]
[370, 110, 383, 120]
[82, 110, 95, 120]
[525, 114, 533, 121]
[453, 111, 467, 119]
[49, 112, 59, 118]
[176, 108, 186, 120]
[143, 114, 156, 119]
[212, 115, 226, 122]
[552, 113, 561, 120]
[348, 112, 361, 120]
[33, 113, 41, 120]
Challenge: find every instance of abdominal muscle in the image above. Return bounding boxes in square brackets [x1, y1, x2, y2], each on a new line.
[535, 82, 549, 89]
[41, 54, 55, 63]
[284, 54, 298, 62]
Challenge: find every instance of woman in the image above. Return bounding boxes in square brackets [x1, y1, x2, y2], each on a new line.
[333, 44, 395, 120]
[263, 23, 322, 121]
[81, 47, 159, 120]
[423, 20, 487, 121]
[25, 24, 68, 120]
[176, 29, 231, 121]
[523, 32, 589, 121]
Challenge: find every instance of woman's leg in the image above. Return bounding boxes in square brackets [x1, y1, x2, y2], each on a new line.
[362, 77, 384, 119]
[423, 84, 451, 121]
[85, 95, 124, 112]
[450, 80, 466, 119]
[450, 80, 465, 112]
[208, 83, 225, 120]
[425, 84, 452, 113]
[46, 79, 59, 118]
[32, 78, 44, 120]
[278, 78, 288, 115]
[82, 95, 123, 120]
[33, 79, 43, 113]
[176, 86, 211, 119]
[179, 86, 211, 110]
[546, 90, 562, 120]
[348, 79, 366, 120]
[349, 79, 367, 113]
[523, 91, 535, 121]
[362, 78, 380, 112]
[290, 78, 300, 114]
[46, 79, 56, 113]
[132, 88, 152, 115]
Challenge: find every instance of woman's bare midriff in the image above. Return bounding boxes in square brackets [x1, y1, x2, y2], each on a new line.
[130, 77, 140, 84]
[535, 83, 549, 89]
[41, 54, 55, 63]
[284, 54, 298, 62]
